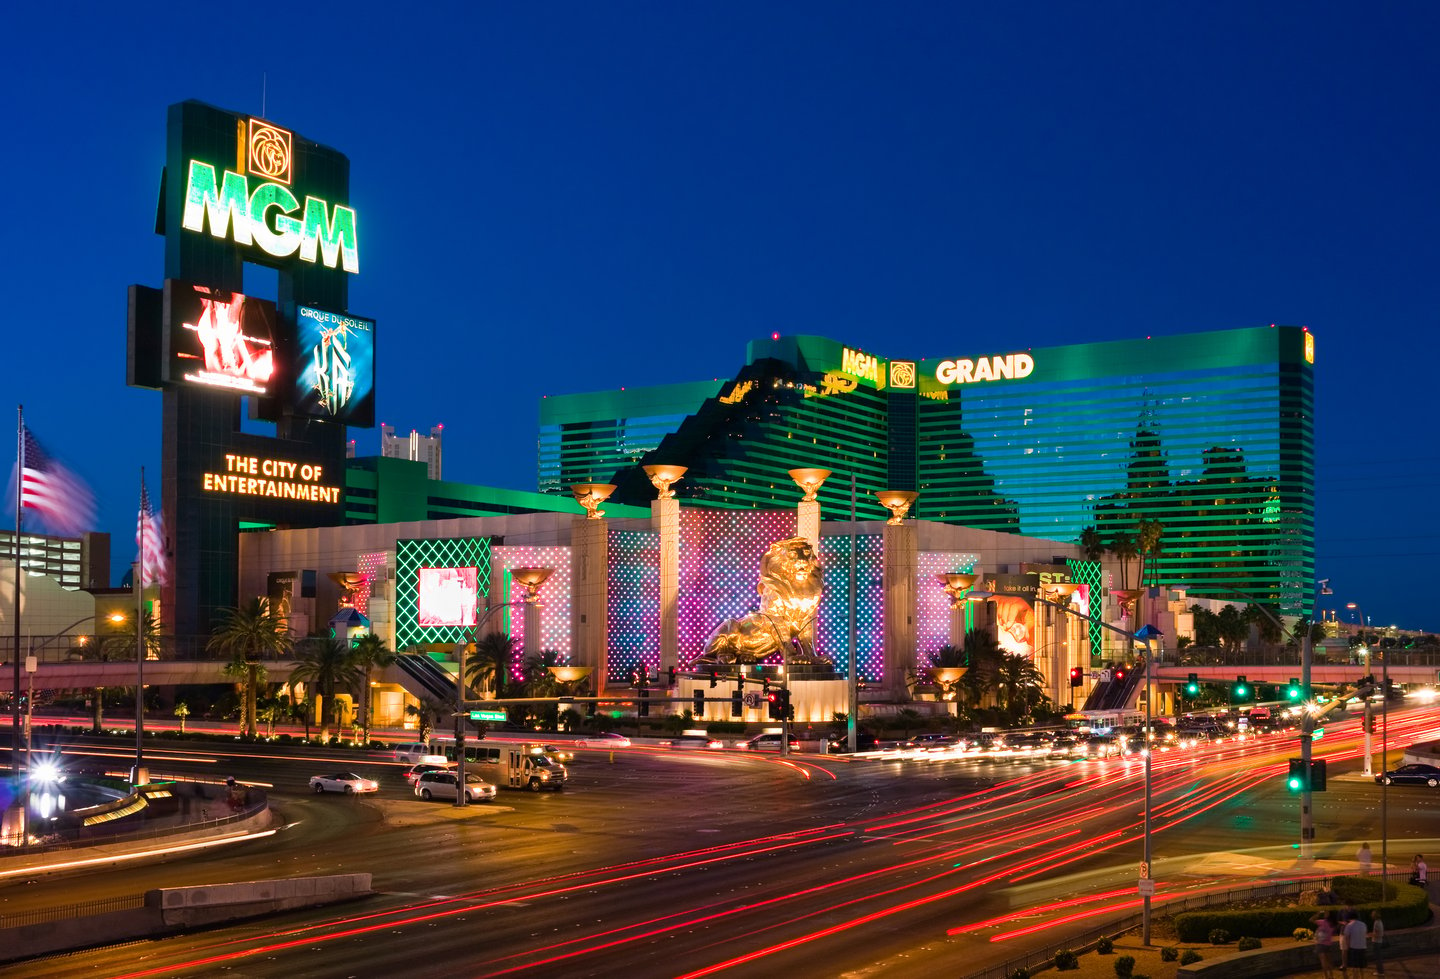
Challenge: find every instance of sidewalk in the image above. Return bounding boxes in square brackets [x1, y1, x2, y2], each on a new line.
[1273, 952, 1440, 977]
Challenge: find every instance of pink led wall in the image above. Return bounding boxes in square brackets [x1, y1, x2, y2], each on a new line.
[678, 509, 797, 665]
[493, 545, 572, 679]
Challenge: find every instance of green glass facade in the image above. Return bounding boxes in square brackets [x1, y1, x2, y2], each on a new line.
[538, 327, 1316, 613]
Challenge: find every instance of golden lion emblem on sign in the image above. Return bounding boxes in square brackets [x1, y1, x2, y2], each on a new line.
[698, 537, 827, 666]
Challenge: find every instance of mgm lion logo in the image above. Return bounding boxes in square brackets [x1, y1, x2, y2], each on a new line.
[698, 537, 828, 666]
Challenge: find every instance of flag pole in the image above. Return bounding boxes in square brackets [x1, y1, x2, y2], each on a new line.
[134, 467, 146, 786]
[12, 406, 23, 795]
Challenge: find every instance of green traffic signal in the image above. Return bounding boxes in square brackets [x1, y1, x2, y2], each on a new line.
[1286, 686, 1300, 700]
[1186, 682, 1199, 695]
[1287, 775, 1303, 791]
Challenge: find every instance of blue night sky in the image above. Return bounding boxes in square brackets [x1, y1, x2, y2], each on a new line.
[4, 4, 1436, 631]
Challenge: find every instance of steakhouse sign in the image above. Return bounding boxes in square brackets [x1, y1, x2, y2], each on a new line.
[181, 119, 359, 274]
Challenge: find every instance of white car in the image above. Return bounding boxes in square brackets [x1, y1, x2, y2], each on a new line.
[414, 770, 498, 802]
[575, 732, 631, 749]
[309, 772, 379, 795]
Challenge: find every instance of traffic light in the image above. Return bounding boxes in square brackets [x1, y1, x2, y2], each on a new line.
[1113, 668, 1126, 684]
[766, 690, 781, 719]
[1185, 673, 1200, 696]
[1069, 667, 1083, 688]
[693, 689, 705, 715]
[709, 670, 718, 688]
[730, 689, 742, 717]
[777, 688, 794, 721]
[639, 689, 650, 717]
[668, 666, 677, 685]
[1233, 675, 1250, 701]
[1311, 759, 1327, 792]
[763, 677, 771, 694]
[1287, 757, 1307, 792]
[1286, 678, 1301, 701]
[1365, 710, 1376, 734]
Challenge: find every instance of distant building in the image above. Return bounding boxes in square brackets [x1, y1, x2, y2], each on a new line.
[0, 530, 109, 591]
[381, 423, 444, 480]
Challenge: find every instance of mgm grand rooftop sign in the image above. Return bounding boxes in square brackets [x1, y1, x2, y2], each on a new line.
[182, 119, 360, 274]
[935, 352, 1034, 386]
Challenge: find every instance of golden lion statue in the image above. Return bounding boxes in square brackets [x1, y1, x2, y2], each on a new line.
[698, 536, 827, 666]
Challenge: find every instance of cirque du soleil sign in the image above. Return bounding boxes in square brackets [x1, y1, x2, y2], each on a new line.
[182, 119, 360, 274]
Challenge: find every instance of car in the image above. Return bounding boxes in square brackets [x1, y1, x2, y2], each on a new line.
[575, 733, 631, 749]
[741, 733, 800, 751]
[310, 772, 379, 795]
[826, 732, 880, 753]
[1376, 764, 1440, 787]
[415, 770, 498, 802]
[533, 743, 575, 763]
[664, 734, 726, 749]
[908, 733, 958, 752]
[393, 742, 448, 765]
[403, 762, 452, 784]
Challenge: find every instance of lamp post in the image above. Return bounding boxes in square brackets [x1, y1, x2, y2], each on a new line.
[132, 561, 147, 787]
[967, 587, 1162, 944]
[1350, 600, 1387, 881]
[454, 568, 552, 808]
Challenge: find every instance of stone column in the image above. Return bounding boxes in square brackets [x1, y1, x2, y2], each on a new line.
[788, 468, 831, 551]
[644, 465, 687, 680]
[571, 515, 609, 693]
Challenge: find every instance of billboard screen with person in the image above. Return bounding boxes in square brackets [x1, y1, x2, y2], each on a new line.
[164, 280, 279, 397]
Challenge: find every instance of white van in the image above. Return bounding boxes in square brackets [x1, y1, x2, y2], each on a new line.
[393, 742, 448, 765]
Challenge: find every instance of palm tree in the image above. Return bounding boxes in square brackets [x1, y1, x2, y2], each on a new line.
[1078, 525, 1106, 564]
[1135, 520, 1164, 590]
[208, 599, 293, 738]
[466, 633, 519, 697]
[350, 633, 398, 743]
[958, 628, 1004, 710]
[289, 638, 363, 742]
[997, 653, 1046, 718]
[1110, 532, 1139, 590]
[405, 697, 446, 745]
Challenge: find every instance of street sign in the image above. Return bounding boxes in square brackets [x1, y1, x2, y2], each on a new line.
[469, 709, 507, 722]
[1139, 861, 1150, 879]
[1312, 727, 1325, 742]
[1137, 878, 1155, 897]
[742, 692, 762, 708]
[1092, 670, 1113, 682]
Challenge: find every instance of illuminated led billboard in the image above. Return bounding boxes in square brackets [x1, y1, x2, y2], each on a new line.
[164, 280, 278, 396]
[417, 567, 479, 627]
[293, 305, 375, 427]
[395, 538, 494, 650]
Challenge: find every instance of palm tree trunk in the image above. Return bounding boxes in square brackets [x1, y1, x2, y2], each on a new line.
[360, 666, 372, 743]
[245, 662, 259, 738]
[92, 687, 105, 733]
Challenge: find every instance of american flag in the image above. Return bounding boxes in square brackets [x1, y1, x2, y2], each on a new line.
[137, 478, 168, 587]
[17, 423, 95, 537]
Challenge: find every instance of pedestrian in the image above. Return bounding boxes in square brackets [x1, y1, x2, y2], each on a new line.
[1357, 841, 1373, 876]
[1337, 909, 1351, 974]
[1314, 909, 1337, 979]
[1410, 853, 1428, 887]
[1342, 910, 1367, 977]
[1370, 908, 1385, 977]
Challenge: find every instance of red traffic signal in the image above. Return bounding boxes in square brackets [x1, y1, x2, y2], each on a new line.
[1069, 667, 1083, 687]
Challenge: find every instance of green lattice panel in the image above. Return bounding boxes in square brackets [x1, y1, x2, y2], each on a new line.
[1066, 558, 1104, 665]
[396, 537, 494, 650]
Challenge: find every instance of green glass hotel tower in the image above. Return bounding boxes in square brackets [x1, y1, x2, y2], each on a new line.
[539, 326, 1315, 614]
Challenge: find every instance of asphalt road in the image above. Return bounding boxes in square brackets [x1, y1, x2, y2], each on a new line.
[6, 705, 1440, 978]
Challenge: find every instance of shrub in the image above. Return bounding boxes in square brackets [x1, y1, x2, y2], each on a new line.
[1174, 880, 1430, 940]
[1113, 953, 1135, 977]
[1159, 946, 1178, 962]
[1179, 949, 1202, 965]
[1237, 936, 1261, 951]
[1208, 928, 1231, 945]
[1008, 969, 1029, 979]
[1053, 949, 1078, 970]
[1097, 935, 1114, 954]
[1293, 927, 1314, 942]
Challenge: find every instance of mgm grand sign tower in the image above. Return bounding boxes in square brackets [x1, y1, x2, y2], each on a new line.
[127, 101, 375, 638]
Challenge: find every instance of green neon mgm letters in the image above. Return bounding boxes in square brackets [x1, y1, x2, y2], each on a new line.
[182, 160, 360, 274]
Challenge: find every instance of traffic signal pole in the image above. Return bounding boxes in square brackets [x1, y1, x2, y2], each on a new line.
[1299, 627, 1314, 860]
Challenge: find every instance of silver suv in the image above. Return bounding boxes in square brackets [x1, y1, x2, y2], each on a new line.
[414, 770, 497, 803]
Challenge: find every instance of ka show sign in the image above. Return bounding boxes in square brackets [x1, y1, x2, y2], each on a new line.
[182, 118, 360, 274]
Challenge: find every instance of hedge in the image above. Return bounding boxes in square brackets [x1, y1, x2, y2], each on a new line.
[1173, 877, 1430, 942]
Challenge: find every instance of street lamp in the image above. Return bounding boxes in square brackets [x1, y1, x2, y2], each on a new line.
[453, 567, 553, 808]
[1349, 600, 1388, 882]
[967, 586, 1163, 945]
